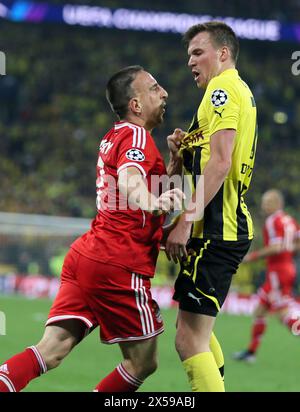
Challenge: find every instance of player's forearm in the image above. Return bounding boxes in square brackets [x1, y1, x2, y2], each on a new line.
[201, 157, 231, 208]
[167, 152, 183, 176]
[247, 244, 282, 261]
[120, 179, 161, 214]
[175, 157, 230, 226]
[119, 169, 184, 216]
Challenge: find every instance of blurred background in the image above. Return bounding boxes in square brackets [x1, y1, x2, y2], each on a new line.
[0, 0, 300, 392]
[1, 0, 300, 293]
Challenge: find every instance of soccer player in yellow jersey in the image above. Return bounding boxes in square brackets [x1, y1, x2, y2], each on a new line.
[166, 22, 258, 392]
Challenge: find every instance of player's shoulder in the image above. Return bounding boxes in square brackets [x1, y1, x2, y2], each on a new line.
[205, 70, 241, 108]
[269, 210, 289, 227]
[265, 212, 278, 227]
[281, 212, 299, 226]
[114, 121, 150, 148]
[207, 69, 239, 90]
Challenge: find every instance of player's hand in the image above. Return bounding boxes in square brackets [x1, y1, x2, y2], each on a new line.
[160, 218, 180, 248]
[167, 128, 186, 156]
[165, 217, 191, 263]
[153, 188, 185, 215]
[243, 254, 250, 263]
[243, 251, 259, 263]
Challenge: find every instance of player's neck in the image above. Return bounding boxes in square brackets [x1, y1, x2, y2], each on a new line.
[217, 62, 236, 76]
[123, 114, 151, 131]
[266, 208, 282, 217]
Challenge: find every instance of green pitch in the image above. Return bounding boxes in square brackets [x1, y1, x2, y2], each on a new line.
[0, 295, 299, 392]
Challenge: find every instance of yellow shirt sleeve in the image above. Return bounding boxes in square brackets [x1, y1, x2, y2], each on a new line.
[203, 76, 240, 136]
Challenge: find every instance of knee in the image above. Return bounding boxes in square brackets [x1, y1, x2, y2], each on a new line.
[175, 329, 209, 360]
[175, 332, 187, 360]
[175, 325, 192, 358]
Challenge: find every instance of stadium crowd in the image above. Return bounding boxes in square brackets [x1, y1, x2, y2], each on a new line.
[1, 22, 299, 218]
[0, 1, 300, 286]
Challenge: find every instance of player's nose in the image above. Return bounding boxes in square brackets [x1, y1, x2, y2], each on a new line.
[188, 55, 196, 68]
[160, 86, 168, 99]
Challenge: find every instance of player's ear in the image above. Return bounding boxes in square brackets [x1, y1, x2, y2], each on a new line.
[129, 97, 142, 115]
[218, 46, 229, 62]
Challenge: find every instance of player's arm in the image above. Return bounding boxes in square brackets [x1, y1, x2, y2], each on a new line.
[118, 166, 184, 215]
[244, 243, 283, 262]
[166, 128, 185, 176]
[251, 231, 299, 259]
[165, 129, 235, 262]
[246, 219, 300, 262]
[200, 128, 235, 207]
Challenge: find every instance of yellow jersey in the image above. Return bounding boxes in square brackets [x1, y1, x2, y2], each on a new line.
[181, 68, 257, 241]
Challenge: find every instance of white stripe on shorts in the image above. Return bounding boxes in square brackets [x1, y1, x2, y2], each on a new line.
[131, 273, 154, 335]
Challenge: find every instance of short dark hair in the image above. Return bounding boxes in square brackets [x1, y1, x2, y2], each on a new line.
[183, 21, 239, 63]
[106, 65, 144, 119]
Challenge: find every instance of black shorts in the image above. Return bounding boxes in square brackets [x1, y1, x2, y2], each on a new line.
[173, 238, 251, 317]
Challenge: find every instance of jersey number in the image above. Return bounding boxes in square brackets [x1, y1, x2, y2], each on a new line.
[96, 156, 105, 210]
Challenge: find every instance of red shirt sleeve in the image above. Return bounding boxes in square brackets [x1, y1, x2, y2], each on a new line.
[116, 126, 156, 178]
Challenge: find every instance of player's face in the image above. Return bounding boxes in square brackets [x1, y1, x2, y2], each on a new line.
[132, 71, 168, 129]
[261, 193, 279, 216]
[261, 194, 272, 216]
[187, 31, 222, 89]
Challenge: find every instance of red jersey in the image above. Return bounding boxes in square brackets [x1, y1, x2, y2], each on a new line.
[263, 210, 298, 270]
[72, 121, 167, 277]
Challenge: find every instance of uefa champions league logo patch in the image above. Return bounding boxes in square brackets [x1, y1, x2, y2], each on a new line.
[126, 149, 145, 162]
[211, 89, 228, 107]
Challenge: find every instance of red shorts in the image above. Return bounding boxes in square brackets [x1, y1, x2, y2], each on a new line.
[47, 248, 164, 344]
[258, 266, 296, 311]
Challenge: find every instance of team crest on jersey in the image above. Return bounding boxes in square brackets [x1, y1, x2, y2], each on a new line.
[181, 130, 204, 148]
[211, 89, 228, 107]
[126, 149, 145, 162]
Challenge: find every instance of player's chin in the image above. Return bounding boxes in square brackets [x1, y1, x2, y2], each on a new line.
[196, 79, 203, 88]
[154, 115, 164, 126]
[159, 111, 165, 122]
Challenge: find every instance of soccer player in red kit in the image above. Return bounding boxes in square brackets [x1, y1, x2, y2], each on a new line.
[233, 189, 300, 362]
[0, 66, 184, 392]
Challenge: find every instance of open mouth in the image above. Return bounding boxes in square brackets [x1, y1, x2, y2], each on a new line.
[192, 70, 200, 81]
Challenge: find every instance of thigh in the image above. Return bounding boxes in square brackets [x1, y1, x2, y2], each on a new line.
[270, 268, 296, 310]
[47, 248, 98, 337]
[253, 302, 269, 317]
[38, 319, 87, 354]
[76, 258, 164, 344]
[257, 277, 272, 309]
[173, 239, 251, 316]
